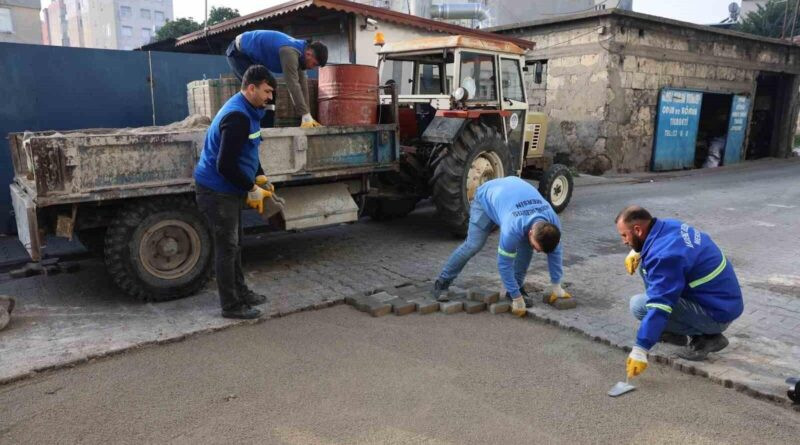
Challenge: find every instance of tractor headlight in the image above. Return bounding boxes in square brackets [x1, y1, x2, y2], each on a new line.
[452, 87, 468, 102]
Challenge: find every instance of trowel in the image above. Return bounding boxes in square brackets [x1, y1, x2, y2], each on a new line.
[608, 376, 636, 397]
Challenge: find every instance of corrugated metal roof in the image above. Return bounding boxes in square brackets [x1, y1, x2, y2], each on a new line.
[175, 0, 534, 50]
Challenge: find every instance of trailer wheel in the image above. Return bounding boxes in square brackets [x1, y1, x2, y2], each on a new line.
[104, 196, 212, 302]
[431, 122, 512, 236]
[538, 164, 573, 214]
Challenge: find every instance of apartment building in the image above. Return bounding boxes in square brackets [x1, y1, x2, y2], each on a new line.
[42, 0, 173, 50]
[0, 0, 42, 44]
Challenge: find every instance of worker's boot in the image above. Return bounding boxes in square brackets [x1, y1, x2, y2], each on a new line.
[677, 333, 729, 361]
[432, 279, 451, 302]
[511, 297, 527, 317]
[506, 290, 533, 308]
[222, 304, 262, 320]
[241, 288, 267, 306]
[659, 331, 688, 346]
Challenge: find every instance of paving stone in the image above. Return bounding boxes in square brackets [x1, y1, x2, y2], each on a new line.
[549, 298, 578, 310]
[369, 291, 396, 302]
[345, 293, 370, 306]
[362, 299, 392, 317]
[468, 288, 499, 304]
[439, 300, 463, 314]
[447, 287, 468, 299]
[388, 298, 416, 316]
[409, 299, 439, 315]
[489, 301, 510, 314]
[464, 300, 487, 314]
[354, 292, 394, 312]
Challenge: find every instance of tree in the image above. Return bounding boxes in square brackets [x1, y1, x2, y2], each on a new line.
[737, 0, 799, 39]
[205, 6, 240, 27]
[153, 17, 202, 42]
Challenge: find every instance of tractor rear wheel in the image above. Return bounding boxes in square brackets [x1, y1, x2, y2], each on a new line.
[431, 122, 512, 236]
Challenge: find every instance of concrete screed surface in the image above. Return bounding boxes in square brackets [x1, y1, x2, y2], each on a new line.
[1, 306, 798, 444]
[1, 159, 799, 403]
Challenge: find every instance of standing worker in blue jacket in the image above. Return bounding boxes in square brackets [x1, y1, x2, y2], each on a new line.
[194, 65, 277, 320]
[616, 206, 744, 379]
[226, 30, 327, 128]
[432, 177, 574, 316]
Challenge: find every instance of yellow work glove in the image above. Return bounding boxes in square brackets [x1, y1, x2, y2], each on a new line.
[625, 250, 641, 275]
[255, 175, 274, 192]
[545, 283, 572, 305]
[510, 296, 527, 317]
[626, 346, 649, 379]
[300, 113, 323, 128]
[245, 185, 272, 214]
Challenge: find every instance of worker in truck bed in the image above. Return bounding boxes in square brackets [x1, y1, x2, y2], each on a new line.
[226, 30, 328, 129]
[431, 177, 574, 316]
[194, 65, 276, 320]
[617, 206, 744, 379]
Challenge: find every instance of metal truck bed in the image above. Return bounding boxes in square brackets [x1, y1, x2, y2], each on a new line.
[9, 123, 398, 207]
[8, 122, 399, 260]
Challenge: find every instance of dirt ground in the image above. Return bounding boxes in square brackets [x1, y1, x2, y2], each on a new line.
[1, 305, 797, 444]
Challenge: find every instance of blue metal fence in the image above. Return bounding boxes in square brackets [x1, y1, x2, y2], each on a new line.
[0, 43, 230, 234]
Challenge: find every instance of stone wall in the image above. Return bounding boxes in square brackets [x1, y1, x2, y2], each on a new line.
[512, 18, 615, 174]
[497, 12, 800, 173]
[604, 19, 784, 172]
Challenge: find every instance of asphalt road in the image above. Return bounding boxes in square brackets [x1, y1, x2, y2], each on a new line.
[1, 305, 797, 445]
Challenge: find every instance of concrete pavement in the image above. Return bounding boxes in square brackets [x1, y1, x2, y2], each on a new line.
[1, 306, 798, 444]
[0, 158, 799, 406]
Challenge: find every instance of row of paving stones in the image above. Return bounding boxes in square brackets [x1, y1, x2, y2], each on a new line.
[345, 283, 511, 317]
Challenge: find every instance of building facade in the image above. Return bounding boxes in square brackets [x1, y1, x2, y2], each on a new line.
[492, 9, 800, 173]
[42, 0, 173, 50]
[0, 0, 42, 44]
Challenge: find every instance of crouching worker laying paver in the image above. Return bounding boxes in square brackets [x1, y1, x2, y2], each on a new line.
[616, 206, 744, 379]
[432, 177, 573, 317]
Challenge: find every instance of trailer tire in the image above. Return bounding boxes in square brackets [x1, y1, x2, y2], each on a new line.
[104, 196, 212, 302]
[431, 122, 512, 236]
[538, 164, 573, 214]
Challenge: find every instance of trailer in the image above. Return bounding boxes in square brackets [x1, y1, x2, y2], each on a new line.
[9, 102, 400, 301]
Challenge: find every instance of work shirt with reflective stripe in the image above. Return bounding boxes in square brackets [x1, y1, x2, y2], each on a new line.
[475, 177, 563, 297]
[636, 218, 743, 350]
[194, 92, 265, 195]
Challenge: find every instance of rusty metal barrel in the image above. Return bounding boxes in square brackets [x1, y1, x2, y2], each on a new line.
[317, 64, 379, 126]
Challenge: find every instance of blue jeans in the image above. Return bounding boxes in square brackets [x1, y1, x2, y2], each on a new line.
[226, 40, 254, 81]
[196, 185, 248, 311]
[629, 293, 730, 336]
[438, 200, 496, 284]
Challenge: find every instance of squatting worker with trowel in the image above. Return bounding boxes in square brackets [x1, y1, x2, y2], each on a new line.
[616, 206, 744, 379]
[432, 177, 573, 316]
[194, 65, 278, 320]
[226, 30, 328, 128]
